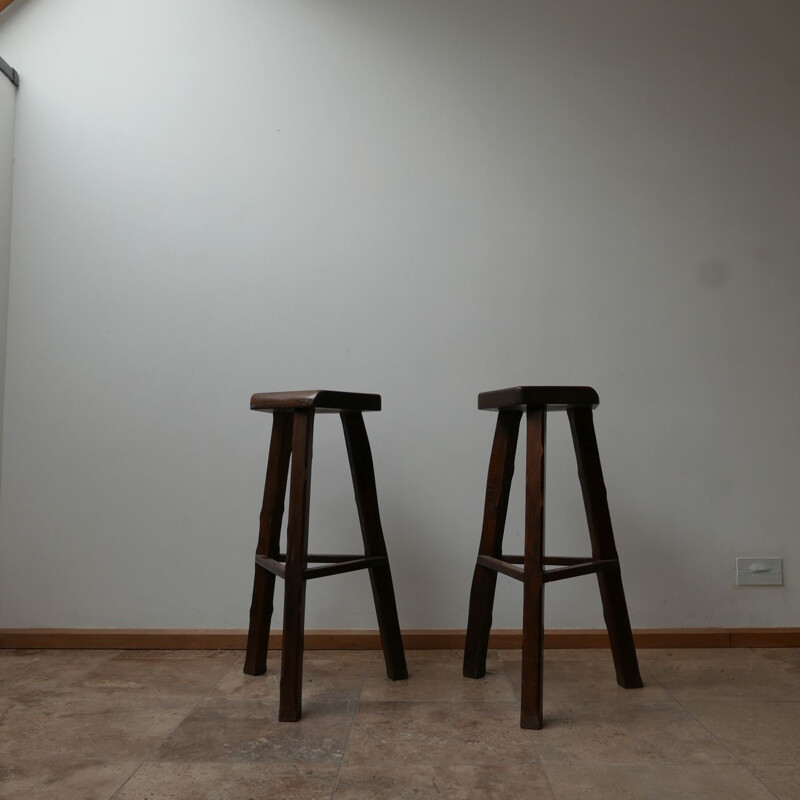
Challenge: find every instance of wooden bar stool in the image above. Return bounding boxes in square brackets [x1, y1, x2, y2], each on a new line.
[463, 386, 642, 729]
[243, 390, 408, 721]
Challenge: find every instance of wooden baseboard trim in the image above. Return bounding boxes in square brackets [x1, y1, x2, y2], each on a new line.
[1, 627, 798, 650]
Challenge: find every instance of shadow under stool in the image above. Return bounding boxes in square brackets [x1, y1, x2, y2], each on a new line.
[244, 390, 408, 721]
[463, 386, 643, 729]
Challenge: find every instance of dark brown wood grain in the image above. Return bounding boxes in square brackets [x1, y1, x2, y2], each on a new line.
[253, 556, 287, 579]
[303, 555, 388, 580]
[497, 555, 594, 565]
[542, 559, 617, 583]
[244, 412, 292, 676]
[464, 386, 643, 729]
[250, 390, 381, 413]
[275, 553, 381, 563]
[476, 554, 525, 581]
[478, 386, 599, 411]
[8, 626, 797, 651]
[342, 412, 408, 681]
[279, 410, 315, 721]
[521, 406, 547, 729]
[463, 410, 522, 679]
[244, 392, 408, 720]
[479, 555, 613, 580]
[568, 406, 643, 689]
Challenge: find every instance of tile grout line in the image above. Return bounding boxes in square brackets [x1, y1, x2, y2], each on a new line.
[64, 648, 146, 800]
[742, 764, 782, 800]
[711, 645, 792, 800]
[107, 649, 237, 800]
[532, 652, 782, 796]
[534, 654, 780, 782]
[651, 651, 799, 794]
[658, 672, 765, 778]
[329, 652, 371, 799]
[106, 758, 149, 800]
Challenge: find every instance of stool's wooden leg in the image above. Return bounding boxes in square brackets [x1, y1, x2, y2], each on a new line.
[244, 412, 293, 676]
[341, 412, 408, 681]
[568, 406, 643, 690]
[521, 407, 546, 729]
[279, 410, 315, 721]
[464, 410, 522, 680]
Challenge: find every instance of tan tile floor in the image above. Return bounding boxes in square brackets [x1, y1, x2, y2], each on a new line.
[1, 647, 799, 798]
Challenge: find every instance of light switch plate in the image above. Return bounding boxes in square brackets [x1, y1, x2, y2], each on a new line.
[736, 557, 783, 586]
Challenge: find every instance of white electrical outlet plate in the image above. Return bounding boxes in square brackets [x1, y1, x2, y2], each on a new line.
[736, 557, 783, 586]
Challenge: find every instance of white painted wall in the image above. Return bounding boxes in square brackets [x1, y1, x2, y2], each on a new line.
[0, 0, 798, 631]
[0, 59, 16, 484]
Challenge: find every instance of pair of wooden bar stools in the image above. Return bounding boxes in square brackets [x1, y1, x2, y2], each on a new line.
[244, 387, 642, 729]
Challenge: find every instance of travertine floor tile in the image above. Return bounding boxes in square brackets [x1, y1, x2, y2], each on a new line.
[344, 701, 538, 765]
[635, 648, 769, 662]
[113, 761, 339, 800]
[334, 763, 554, 798]
[532, 701, 737, 765]
[1, 646, 798, 798]
[751, 766, 800, 799]
[645, 654, 800, 701]
[504, 658, 671, 707]
[210, 651, 371, 705]
[684, 701, 800, 765]
[544, 764, 775, 799]
[154, 700, 353, 763]
[0, 687, 190, 761]
[503, 648, 772, 664]
[78, 650, 238, 702]
[758, 649, 800, 671]
[0, 650, 119, 701]
[0, 760, 139, 800]
[361, 649, 514, 702]
[501, 649, 616, 663]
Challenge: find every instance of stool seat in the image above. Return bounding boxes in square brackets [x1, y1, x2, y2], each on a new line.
[478, 386, 599, 411]
[250, 390, 381, 413]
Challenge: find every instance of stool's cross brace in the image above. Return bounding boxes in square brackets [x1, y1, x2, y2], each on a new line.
[476, 554, 618, 583]
[464, 396, 642, 730]
[255, 554, 389, 580]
